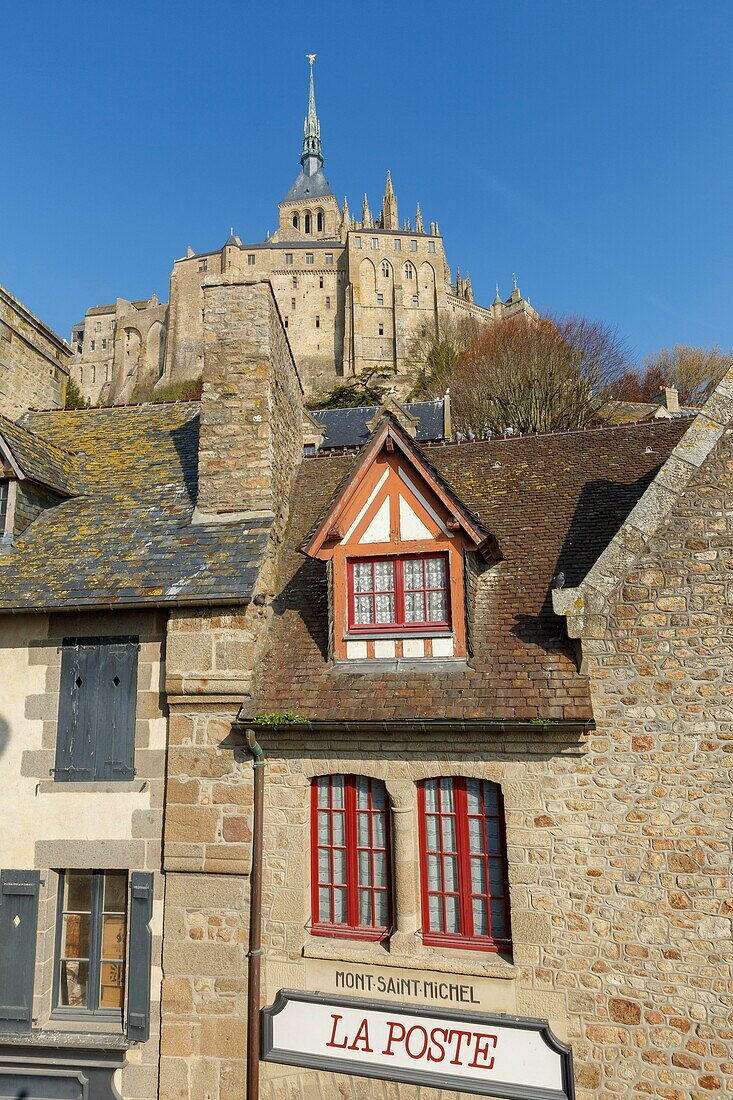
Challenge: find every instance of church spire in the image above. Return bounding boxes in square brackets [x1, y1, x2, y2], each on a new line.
[301, 54, 323, 174]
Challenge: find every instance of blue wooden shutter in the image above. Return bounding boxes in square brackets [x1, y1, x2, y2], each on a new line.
[0, 870, 40, 1031]
[55, 641, 95, 780]
[126, 872, 153, 1042]
[55, 637, 138, 783]
[99, 638, 138, 781]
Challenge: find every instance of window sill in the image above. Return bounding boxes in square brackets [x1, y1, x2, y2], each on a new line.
[10, 1024, 131, 1050]
[303, 935, 516, 980]
[329, 658, 469, 674]
[36, 780, 148, 795]
[344, 630, 452, 641]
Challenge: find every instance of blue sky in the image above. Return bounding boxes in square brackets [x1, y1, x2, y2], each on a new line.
[2, 0, 732, 364]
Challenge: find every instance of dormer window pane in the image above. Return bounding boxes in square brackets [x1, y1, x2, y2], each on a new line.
[348, 555, 449, 631]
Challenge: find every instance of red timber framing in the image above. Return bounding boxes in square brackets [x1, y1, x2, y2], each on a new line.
[301, 416, 500, 660]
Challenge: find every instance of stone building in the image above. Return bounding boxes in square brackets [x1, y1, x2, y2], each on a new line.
[0, 283, 72, 419]
[71, 295, 168, 406]
[71, 59, 535, 407]
[0, 274, 730, 1099]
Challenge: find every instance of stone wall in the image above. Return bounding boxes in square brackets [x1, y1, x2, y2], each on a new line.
[197, 277, 304, 525]
[0, 284, 71, 418]
[557, 427, 733, 1098]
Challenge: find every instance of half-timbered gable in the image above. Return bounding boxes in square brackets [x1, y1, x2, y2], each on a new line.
[302, 416, 496, 660]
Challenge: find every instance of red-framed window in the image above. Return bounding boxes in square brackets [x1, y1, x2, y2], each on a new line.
[311, 775, 392, 941]
[417, 777, 511, 953]
[348, 554, 450, 632]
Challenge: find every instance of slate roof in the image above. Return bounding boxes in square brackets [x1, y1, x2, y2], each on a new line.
[312, 400, 445, 450]
[246, 419, 690, 723]
[283, 166, 334, 201]
[0, 404, 271, 612]
[0, 415, 80, 496]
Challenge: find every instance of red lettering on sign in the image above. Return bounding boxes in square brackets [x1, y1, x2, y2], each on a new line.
[469, 1032, 498, 1070]
[325, 1014, 348, 1049]
[446, 1029, 472, 1065]
[382, 1020, 406, 1056]
[427, 1026, 448, 1063]
[404, 1025, 429, 1060]
[348, 1017, 373, 1053]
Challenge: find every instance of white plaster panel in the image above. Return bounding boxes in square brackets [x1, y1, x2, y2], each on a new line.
[359, 497, 391, 543]
[402, 638, 425, 658]
[346, 640, 368, 659]
[399, 494, 432, 541]
[373, 639, 396, 659]
[431, 636, 455, 657]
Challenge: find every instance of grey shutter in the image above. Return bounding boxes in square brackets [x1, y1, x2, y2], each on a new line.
[99, 638, 138, 781]
[126, 872, 153, 1043]
[0, 870, 40, 1031]
[55, 637, 138, 783]
[55, 642, 95, 781]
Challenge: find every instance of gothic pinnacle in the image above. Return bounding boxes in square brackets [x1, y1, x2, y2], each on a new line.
[362, 194, 373, 229]
[415, 203, 425, 234]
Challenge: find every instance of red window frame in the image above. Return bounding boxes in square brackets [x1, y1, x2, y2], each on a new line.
[417, 777, 512, 954]
[311, 775, 392, 942]
[347, 553, 450, 633]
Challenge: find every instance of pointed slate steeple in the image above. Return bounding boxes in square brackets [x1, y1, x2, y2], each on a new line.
[282, 55, 334, 203]
[301, 53, 323, 173]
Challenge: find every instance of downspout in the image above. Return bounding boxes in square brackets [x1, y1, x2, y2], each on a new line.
[245, 728, 265, 1100]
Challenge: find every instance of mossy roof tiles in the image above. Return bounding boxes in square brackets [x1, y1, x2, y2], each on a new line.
[246, 418, 691, 723]
[0, 404, 270, 612]
[0, 415, 80, 496]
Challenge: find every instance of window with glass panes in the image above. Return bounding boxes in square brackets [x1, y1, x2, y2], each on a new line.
[418, 778, 511, 952]
[311, 775, 391, 940]
[0, 481, 8, 532]
[54, 870, 128, 1015]
[348, 555, 449, 631]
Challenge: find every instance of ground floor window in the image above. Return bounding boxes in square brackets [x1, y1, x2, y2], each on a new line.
[54, 869, 128, 1015]
[311, 775, 392, 941]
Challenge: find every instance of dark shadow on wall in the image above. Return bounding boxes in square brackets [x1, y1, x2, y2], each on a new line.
[511, 469, 662, 655]
[0, 715, 9, 761]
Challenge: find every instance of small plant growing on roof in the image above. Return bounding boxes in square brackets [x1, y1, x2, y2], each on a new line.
[254, 711, 309, 726]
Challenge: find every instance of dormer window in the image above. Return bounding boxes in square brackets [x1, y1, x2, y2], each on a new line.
[349, 555, 449, 632]
[302, 417, 497, 664]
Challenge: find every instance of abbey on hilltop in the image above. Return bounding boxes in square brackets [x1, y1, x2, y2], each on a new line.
[71, 58, 535, 405]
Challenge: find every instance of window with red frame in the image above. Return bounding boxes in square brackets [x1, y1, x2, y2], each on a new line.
[348, 555, 450, 631]
[417, 777, 511, 952]
[311, 775, 392, 940]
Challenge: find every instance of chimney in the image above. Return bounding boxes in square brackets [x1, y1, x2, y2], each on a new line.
[195, 276, 304, 532]
[654, 385, 680, 414]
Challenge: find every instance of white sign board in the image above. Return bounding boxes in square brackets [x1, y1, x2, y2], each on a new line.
[262, 990, 574, 1099]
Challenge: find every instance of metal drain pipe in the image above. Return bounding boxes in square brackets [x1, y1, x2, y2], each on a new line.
[245, 727, 265, 1100]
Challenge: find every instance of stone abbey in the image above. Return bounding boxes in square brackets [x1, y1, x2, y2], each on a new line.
[71, 58, 534, 405]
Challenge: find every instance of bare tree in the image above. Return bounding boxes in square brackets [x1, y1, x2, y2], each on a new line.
[630, 345, 731, 406]
[408, 315, 477, 398]
[419, 314, 626, 435]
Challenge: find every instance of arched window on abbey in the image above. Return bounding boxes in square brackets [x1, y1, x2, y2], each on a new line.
[381, 261, 392, 280]
[316, 210, 324, 232]
[304, 212, 312, 234]
[292, 213, 300, 230]
[403, 262, 415, 281]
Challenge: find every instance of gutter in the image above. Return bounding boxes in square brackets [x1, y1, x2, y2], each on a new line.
[233, 718, 592, 736]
